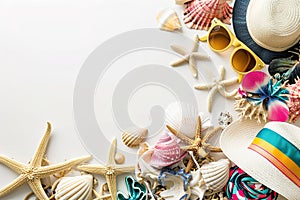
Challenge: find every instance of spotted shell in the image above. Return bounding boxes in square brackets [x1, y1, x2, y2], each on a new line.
[54, 175, 93, 200]
[287, 78, 300, 122]
[183, 0, 232, 30]
[121, 127, 148, 148]
[200, 159, 230, 191]
[150, 131, 186, 169]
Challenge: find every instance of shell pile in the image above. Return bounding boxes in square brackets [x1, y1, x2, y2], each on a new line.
[183, 0, 233, 30]
[156, 9, 182, 32]
[287, 78, 300, 122]
[122, 127, 148, 148]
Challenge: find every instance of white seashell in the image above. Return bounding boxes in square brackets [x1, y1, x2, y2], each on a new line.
[54, 175, 93, 200]
[121, 127, 148, 148]
[160, 175, 191, 199]
[150, 131, 186, 169]
[200, 159, 230, 191]
[156, 9, 182, 31]
[165, 102, 212, 138]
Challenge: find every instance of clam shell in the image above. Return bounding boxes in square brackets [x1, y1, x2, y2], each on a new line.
[54, 175, 93, 200]
[150, 131, 186, 169]
[156, 9, 182, 31]
[122, 127, 148, 148]
[183, 0, 232, 30]
[165, 102, 212, 138]
[200, 159, 230, 191]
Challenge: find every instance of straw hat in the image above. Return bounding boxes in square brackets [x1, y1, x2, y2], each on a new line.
[233, 0, 300, 64]
[220, 120, 300, 200]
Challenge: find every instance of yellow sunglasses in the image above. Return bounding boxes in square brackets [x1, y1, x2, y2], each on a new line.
[199, 18, 265, 82]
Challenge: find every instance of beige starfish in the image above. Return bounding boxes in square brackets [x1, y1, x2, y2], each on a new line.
[78, 138, 135, 200]
[170, 35, 209, 78]
[93, 183, 112, 200]
[167, 116, 222, 173]
[194, 66, 238, 112]
[0, 122, 91, 200]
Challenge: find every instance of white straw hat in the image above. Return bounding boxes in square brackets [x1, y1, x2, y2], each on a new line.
[246, 0, 300, 52]
[220, 120, 300, 200]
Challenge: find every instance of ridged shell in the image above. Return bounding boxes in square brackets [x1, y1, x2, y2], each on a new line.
[54, 175, 93, 200]
[122, 127, 148, 148]
[183, 0, 232, 30]
[287, 78, 300, 122]
[165, 102, 212, 139]
[150, 131, 186, 169]
[200, 159, 230, 191]
[156, 9, 182, 31]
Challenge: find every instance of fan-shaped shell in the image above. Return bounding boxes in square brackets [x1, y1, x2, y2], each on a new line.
[122, 128, 148, 148]
[200, 159, 230, 191]
[54, 175, 93, 200]
[183, 0, 232, 30]
[150, 131, 186, 169]
[156, 9, 182, 31]
[287, 78, 300, 122]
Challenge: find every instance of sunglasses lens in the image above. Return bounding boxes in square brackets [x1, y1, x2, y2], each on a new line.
[232, 49, 256, 72]
[208, 26, 231, 50]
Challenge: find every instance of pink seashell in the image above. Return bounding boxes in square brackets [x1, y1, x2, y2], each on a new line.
[150, 131, 186, 169]
[183, 0, 232, 30]
[287, 78, 300, 122]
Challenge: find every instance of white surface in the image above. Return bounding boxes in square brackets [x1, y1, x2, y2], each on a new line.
[0, 0, 237, 199]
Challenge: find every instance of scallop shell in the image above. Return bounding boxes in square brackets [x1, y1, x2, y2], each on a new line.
[183, 0, 233, 30]
[287, 78, 300, 122]
[150, 131, 186, 169]
[200, 159, 230, 191]
[165, 102, 212, 139]
[54, 175, 93, 200]
[156, 9, 182, 31]
[122, 127, 148, 148]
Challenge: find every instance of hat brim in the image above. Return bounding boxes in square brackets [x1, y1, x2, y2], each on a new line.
[220, 119, 297, 200]
[232, 0, 299, 64]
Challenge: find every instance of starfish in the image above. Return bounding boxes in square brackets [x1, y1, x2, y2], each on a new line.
[167, 116, 222, 173]
[0, 122, 91, 200]
[194, 65, 238, 112]
[78, 138, 135, 200]
[170, 35, 209, 78]
[93, 183, 112, 200]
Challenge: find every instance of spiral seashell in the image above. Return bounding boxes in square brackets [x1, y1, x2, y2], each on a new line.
[200, 159, 230, 191]
[121, 127, 148, 148]
[150, 131, 186, 169]
[156, 9, 182, 32]
[287, 78, 300, 122]
[54, 175, 93, 200]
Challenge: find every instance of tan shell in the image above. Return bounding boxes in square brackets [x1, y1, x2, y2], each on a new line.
[121, 128, 148, 148]
[114, 152, 125, 164]
[54, 175, 93, 200]
[175, 0, 192, 5]
[156, 9, 182, 31]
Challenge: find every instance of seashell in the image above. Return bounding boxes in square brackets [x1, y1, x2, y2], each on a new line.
[115, 152, 125, 164]
[175, 0, 193, 5]
[165, 102, 212, 139]
[156, 9, 182, 32]
[287, 78, 300, 122]
[54, 175, 93, 200]
[218, 111, 233, 129]
[121, 127, 148, 148]
[183, 0, 233, 30]
[200, 159, 230, 191]
[150, 131, 186, 169]
[159, 174, 191, 199]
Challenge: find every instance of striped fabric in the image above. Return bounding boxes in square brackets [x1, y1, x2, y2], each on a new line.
[249, 128, 300, 187]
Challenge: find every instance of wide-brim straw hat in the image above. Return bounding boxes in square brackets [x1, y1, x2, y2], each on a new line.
[220, 119, 300, 200]
[233, 0, 300, 64]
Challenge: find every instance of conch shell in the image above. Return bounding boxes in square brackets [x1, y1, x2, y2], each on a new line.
[121, 127, 148, 148]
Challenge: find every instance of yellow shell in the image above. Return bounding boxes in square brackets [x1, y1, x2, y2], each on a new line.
[121, 128, 148, 148]
[156, 9, 182, 31]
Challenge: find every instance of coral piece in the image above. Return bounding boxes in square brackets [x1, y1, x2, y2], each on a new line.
[150, 131, 187, 169]
[194, 66, 238, 113]
[0, 123, 91, 200]
[121, 127, 148, 148]
[53, 175, 93, 200]
[170, 35, 210, 78]
[183, 0, 233, 30]
[117, 176, 147, 200]
[156, 9, 182, 31]
[287, 78, 300, 122]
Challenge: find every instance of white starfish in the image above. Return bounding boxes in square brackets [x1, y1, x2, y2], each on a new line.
[170, 35, 209, 78]
[194, 66, 238, 112]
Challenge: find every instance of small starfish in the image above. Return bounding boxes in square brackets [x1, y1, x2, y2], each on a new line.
[194, 66, 238, 112]
[167, 116, 222, 173]
[78, 138, 135, 200]
[0, 122, 91, 200]
[170, 35, 209, 78]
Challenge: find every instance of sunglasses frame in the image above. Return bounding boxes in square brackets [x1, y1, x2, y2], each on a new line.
[199, 18, 265, 82]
